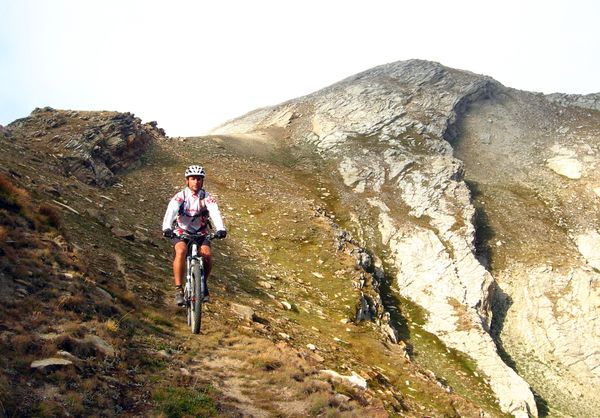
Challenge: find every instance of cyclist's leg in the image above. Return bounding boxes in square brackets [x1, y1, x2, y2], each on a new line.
[200, 243, 212, 297]
[173, 240, 187, 286]
[200, 244, 212, 279]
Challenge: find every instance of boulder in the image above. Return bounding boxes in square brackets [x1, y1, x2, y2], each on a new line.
[83, 335, 115, 357]
[280, 301, 296, 311]
[546, 156, 582, 179]
[321, 369, 368, 389]
[111, 227, 135, 241]
[231, 303, 256, 321]
[576, 230, 600, 270]
[31, 357, 73, 369]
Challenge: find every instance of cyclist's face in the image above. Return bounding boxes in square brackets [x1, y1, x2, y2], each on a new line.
[186, 176, 203, 192]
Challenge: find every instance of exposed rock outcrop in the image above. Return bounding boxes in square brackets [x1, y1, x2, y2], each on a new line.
[546, 92, 600, 112]
[7, 107, 166, 186]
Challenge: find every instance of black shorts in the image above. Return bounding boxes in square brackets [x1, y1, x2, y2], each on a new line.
[170, 236, 211, 247]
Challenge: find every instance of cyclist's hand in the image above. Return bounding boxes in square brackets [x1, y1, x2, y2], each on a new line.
[215, 230, 227, 239]
[163, 228, 175, 238]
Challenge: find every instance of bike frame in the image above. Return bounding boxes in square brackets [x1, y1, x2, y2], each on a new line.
[185, 239, 204, 303]
[179, 232, 216, 334]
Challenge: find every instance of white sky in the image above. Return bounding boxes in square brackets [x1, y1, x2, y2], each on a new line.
[1, 0, 599, 137]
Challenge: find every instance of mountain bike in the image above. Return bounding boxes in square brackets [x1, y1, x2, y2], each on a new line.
[178, 231, 219, 334]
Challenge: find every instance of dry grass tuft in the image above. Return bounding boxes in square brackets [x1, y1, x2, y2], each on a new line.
[11, 334, 43, 355]
[38, 203, 63, 230]
[0, 225, 7, 242]
[307, 392, 334, 415]
[33, 400, 62, 418]
[248, 347, 284, 372]
[301, 379, 332, 395]
[105, 319, 119, 333]
[56, 335, 98, 359]
[0, 174, 29, 213]
[56, 293, 86, 313]
[64, 391, 85, 416]
[106, 286, 138, 309]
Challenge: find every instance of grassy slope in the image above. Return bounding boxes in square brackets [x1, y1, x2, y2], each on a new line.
[0, 123, 508, 417]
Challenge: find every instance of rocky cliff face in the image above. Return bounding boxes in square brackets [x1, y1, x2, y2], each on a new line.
[211, 59, 600, 417]
[455, 89, 600, 417]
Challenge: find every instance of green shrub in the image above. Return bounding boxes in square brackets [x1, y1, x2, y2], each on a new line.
[32, 399, 62, 418]
[153, 386, 218, 418]
[308, 392, 331, 415]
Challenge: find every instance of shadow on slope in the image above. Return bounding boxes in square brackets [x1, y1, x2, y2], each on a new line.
[466, 180, 550, 417]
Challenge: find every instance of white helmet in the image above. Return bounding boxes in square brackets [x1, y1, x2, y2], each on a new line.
[185, 165, 205, 178]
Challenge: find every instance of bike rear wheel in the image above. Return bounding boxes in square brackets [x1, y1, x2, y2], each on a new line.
[188, 260, 203, 334]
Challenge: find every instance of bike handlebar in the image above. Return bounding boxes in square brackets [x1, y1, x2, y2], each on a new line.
[178, 231, 220, 241]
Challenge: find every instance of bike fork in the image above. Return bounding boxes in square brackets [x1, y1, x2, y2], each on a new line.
[185, 256, 192, 302]
[194, 257, 205, 297]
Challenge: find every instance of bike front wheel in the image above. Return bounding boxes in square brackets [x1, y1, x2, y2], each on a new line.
[188, 260, 203, 334]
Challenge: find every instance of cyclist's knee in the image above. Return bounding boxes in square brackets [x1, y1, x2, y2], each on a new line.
[200, 245, 211, 259]
[174, 242, 187, 257]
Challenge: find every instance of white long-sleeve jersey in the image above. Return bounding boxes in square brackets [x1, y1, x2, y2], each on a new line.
[162, 187, 225, 234]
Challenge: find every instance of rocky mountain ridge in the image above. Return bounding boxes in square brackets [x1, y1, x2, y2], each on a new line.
[1, 59, 599, 418]
[211, 59, 600, 418]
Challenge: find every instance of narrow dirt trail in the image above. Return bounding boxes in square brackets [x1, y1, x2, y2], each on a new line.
[162, 301, 342, 417]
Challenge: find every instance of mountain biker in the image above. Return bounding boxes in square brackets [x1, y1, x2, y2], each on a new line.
[162, 165, 227, 306]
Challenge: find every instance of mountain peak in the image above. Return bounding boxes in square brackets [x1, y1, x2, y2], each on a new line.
[209, 59, 600, 417]
[2, 59, 600, 417]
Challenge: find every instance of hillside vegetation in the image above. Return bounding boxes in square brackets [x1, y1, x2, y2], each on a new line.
[0, 108, 508, 417]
